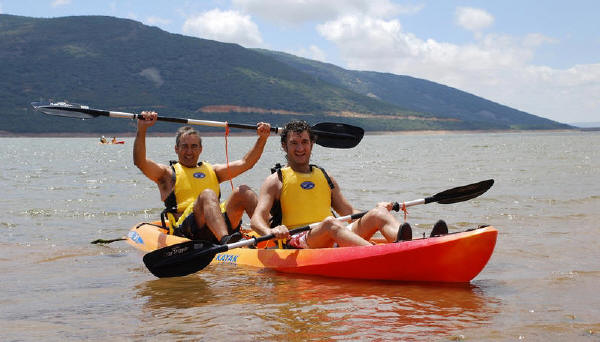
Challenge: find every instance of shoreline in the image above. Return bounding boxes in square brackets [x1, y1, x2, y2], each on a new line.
[366, 128, 583, 135]
[0, 128, 583, 138]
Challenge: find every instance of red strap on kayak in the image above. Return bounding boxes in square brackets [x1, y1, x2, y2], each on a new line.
[401, 202, 408, 221]
[224, 123, 234, 191]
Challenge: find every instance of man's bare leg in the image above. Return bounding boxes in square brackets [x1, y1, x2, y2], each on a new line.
[224, 184, 258, 228]
[194, 189, 229, 241]
[306, 217, 372, 248]
[351, 206, 400, 242]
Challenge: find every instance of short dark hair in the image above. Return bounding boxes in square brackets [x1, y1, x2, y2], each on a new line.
[175, 126, 202, 147]
[280, 120, 315, 145]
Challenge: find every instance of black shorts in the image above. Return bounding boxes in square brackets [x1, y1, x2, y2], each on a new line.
[173, 212, 241, 243]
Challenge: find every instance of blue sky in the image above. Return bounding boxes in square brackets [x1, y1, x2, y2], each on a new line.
[2, 1, 599, 124]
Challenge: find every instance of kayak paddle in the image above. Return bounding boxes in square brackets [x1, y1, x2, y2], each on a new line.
[30, 101, 364, 149]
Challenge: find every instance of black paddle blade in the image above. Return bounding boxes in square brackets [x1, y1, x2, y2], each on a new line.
[90, 237, 126, 244]
[31, 101, 99, 119]
[142, 240, 226, 278]
[429, 179, 494, 204]
[311, 122, 364, 148]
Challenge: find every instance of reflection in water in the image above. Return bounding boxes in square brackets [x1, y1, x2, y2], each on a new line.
[136, 276, 215, 310]
[255, 273, 500, 340]
[134, 265, 500, 341]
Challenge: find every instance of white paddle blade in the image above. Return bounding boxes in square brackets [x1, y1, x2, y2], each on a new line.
[31, 101, 96, 119]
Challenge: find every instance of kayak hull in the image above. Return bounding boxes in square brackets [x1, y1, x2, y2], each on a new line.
[126, 222, 497, 282]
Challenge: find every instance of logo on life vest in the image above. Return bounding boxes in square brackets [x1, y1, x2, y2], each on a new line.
[300, 181, 315, 190]
[193, 172, 206, 179]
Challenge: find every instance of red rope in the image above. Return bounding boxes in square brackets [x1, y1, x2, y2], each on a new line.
[224, 123, 234, 191]
[401, 202, 408, 222]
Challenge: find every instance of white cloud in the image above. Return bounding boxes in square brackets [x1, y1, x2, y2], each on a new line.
[317, 14, 600, 123]
[455, 7, 494, 34]
[52, 0, 71, 7]
[145, 16, 171, 27]
[182, 9, 263, 47]
[318, 16, 407, 61]
[522, 33, 557, 48]
[233, 0, 422, 25]
[126, 12, 139, 21]
[293, 45, 327, 62]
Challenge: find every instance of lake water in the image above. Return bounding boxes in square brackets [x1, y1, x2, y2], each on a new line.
[1, 131, 599, 341]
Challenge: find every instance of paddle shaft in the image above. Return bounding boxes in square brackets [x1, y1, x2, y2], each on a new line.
[51, 106, 282, 133]
[398, 195, 461, 207]
[394, 198, 426, 208]
[224, 211, 367, 251]
[110, 111, 356, 140]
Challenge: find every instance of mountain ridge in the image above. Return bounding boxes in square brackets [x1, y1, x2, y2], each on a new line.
[255, 49, 569, 130]
[0, 14, 572, 134]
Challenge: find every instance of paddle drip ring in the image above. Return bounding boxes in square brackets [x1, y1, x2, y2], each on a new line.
[224, 123, 234, 191]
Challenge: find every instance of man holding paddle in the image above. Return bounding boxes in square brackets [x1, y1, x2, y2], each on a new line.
[251, 120, 413, 248]
[134, 110, 271, 245]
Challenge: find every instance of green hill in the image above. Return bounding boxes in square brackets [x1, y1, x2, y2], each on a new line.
[256, 49, 570, 130]
[0, 14, 571, 134]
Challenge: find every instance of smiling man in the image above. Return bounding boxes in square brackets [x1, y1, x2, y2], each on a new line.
[251, 120, 410, 249]
[134, 110, 271, 245]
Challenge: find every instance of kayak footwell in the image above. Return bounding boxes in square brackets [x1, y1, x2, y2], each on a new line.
[126, 222, 497, 282]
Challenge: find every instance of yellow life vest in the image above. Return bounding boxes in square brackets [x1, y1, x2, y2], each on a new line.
[279, 165, 333, 228]
[163, 161, 221, 232]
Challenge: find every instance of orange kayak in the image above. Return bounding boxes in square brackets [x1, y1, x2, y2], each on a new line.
[126, 222, 497, 282]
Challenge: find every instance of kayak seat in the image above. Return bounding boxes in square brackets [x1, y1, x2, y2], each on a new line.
[396, 222, 412, 242]
[219, 231, 243, 245]
[430, 220, 449, 237]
